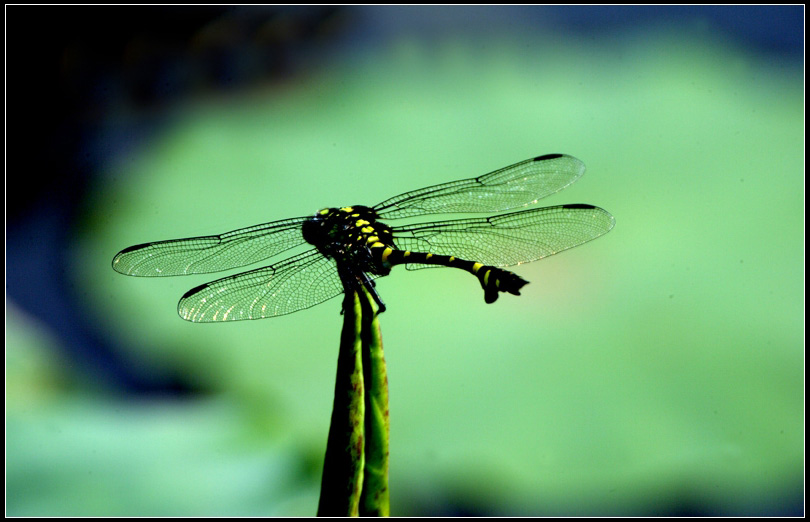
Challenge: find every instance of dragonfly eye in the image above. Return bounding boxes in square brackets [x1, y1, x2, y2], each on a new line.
[301, 211, 329, 247]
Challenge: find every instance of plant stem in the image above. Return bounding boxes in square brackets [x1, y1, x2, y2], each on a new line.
[359, 284, 389, 516]
[317, 285, 389, 516]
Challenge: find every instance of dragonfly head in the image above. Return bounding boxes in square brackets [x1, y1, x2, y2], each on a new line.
[301, 207, 335, 248]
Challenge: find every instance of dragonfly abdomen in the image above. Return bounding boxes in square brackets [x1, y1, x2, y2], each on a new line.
[377, 247, 528, 303]
[303, 205, 529, 304]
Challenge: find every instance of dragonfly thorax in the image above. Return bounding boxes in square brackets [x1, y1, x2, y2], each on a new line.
[301, 205, 395, 275]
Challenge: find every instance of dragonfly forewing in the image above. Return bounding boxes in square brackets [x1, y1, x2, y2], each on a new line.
[112, 217, 308, 276]
[374, 154, 585, 219]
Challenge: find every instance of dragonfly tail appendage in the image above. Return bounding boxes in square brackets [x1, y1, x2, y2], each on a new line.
[474, 265, 529, 304]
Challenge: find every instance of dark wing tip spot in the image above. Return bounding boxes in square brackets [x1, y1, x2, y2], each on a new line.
[562, 203, 596, 210]
[533, 153, 564, 162]
[181, 282, 211, 299]
[116, 242, 153, 256]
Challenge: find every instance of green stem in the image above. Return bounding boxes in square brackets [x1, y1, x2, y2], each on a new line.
[317, 285, 389, 516]
[359, 285, 389, 516]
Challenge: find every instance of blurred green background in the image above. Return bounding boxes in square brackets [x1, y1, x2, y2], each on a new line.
[6, 6, 803, 516]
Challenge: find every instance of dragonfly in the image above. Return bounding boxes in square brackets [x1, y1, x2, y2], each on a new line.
[112, 153, 614, 322]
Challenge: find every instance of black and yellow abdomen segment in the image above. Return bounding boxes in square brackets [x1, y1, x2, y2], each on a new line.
[374, 247, 528, 304]
[303, 205, 530, 304]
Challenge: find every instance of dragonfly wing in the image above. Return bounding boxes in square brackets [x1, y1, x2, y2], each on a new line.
[391, 204, 615, 269]
[374, 154, 585, 219]
[112, 217, 309, 276]
[178, 249, 345, 322]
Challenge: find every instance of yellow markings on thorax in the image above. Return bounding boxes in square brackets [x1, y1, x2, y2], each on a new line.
[381, 246, 394, 263]
[472, 262, 484, 274]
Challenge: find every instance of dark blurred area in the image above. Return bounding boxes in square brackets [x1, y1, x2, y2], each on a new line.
[7, 5, 351, 394]
[8, 5, 348, 222]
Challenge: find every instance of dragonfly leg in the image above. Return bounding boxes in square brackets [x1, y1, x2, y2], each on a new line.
[338, 264, 386, 315]
[358, 273, 386, 314]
